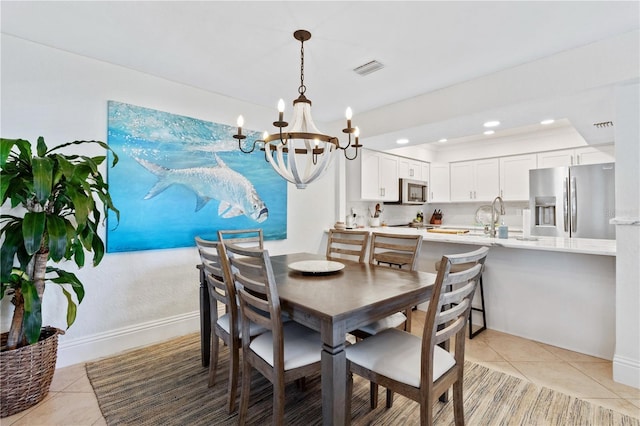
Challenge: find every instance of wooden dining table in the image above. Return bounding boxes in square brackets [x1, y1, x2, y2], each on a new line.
[197, 251, 436, 425]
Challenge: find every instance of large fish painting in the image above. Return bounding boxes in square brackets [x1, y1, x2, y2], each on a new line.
[106, 101, 287, 252]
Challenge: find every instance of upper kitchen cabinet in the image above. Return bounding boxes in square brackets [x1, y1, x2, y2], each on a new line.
[499, 154, 537, 201]
[421, 162, 430, 191]
[429, 163, 450, 202]
[574, 145, 615, 165]
[398, 158, 424, 180]
[360, 150, 399, 201]
[450, 158, 499, 202]
[537, 144, 614, 168]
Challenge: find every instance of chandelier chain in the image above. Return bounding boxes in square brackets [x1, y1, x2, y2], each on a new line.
[298, 38, 306, 96]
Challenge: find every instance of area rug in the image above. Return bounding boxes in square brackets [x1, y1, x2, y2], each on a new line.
[86, 333, 639, 425]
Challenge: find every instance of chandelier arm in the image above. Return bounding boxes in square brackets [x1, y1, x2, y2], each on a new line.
[341, 133, 352, 150]
[234, 135, 265, 154]
[343, 146, 360, 161]
[279, 127, 287, 146]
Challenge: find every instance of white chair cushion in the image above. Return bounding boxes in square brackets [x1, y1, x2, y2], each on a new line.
[217, 313, 266, 338]
[355, 312, 407, 335]
[250, 322, 321, 371]
[346, 328, 456, 388]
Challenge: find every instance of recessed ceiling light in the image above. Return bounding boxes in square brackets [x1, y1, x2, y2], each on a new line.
[540, 119, 555, 125]
[484, 130, 495, 135]
[483, 120, 500, 128]
[396, 138, 409, 144]
[438, 138, 448, 143]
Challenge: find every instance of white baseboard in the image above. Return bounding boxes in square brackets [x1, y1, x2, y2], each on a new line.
[56, 311, 201, 368]
[613, 354, 640, 389]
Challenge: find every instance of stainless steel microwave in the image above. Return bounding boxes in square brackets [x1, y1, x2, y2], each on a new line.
[398, 179, 428, 204]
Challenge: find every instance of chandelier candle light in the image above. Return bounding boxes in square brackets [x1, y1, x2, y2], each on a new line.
[233, 29, 362, 189]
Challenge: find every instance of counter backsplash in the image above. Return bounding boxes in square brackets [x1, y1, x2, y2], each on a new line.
[346, 201, 529, 229]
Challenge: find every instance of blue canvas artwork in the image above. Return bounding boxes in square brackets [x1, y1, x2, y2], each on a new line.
[106, 101, 287, 252]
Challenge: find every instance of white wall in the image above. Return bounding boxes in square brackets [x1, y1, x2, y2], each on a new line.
[0, 35, 338, 367]
[612, 82, 640, 388]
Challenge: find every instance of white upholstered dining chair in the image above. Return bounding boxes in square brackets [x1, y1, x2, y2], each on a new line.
[346, 246, 489, 425]
[219, 242, 322, 425]
[194, 236, 266, 413]
[352, 232, 423, 339]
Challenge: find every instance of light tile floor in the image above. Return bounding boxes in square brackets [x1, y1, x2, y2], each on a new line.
[1, 311, 639, 425]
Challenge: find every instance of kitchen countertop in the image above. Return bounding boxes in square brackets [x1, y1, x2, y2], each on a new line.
[338, 226, 616, 256]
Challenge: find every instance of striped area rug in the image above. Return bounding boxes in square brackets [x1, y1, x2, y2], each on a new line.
[86, 333, 639, 425]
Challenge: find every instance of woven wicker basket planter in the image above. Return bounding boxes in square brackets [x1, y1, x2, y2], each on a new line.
[0, 327, 62, 418]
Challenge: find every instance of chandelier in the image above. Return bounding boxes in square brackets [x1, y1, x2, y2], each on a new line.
[233, 29, 362, 189]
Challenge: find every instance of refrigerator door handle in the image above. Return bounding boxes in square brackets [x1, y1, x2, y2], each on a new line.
[563, 177, 569, 232]
[570, 176, 577, 233]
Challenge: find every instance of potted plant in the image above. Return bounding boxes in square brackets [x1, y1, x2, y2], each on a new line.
[0, 136, 119, 417]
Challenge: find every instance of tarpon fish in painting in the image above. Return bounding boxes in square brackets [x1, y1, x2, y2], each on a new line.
[134, 154, 268, 223]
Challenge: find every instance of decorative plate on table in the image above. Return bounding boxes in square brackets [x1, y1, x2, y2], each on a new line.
[288, 260, 345, 275]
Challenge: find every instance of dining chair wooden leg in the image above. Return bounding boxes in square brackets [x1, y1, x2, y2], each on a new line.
[238, 360, 252, 426]
[404, 307, 412, 332]
[422, 395, 434, 426]
[369, 382, 379, 409]
[226, 343, 239, 413]
[295, 377, 306, 391]
[273, 375, 286, 426]
[346, 371, 354, 424]
[385, 389, 394, 408]
[208, 333, 220, 387]
[453, 379, 464, 426]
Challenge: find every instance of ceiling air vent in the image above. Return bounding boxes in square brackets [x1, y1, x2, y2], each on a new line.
[353, 60, 384, 76]
[593, 121, 614, 128]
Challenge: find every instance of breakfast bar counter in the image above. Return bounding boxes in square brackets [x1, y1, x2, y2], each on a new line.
[352, 225, 616, 256]
[321, 226, 616, 359]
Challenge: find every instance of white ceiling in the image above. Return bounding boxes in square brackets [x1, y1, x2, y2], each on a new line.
[2, 1, 639, 151]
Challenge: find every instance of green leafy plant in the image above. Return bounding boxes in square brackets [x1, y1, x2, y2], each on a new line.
[1, 137, 119, 350]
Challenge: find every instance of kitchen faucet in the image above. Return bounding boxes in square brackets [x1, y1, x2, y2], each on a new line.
[490, 196, 506, 238]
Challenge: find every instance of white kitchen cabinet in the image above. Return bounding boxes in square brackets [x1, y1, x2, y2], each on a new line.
[450, 158, 499, 202]
[575, 145, 615, 165]
[537, 144, 614, 168]
[536, 149, 574, 168]
[360, 150, 399, 201]
[450, 162, 474, 201]
[398, 158, 424, 180]
[499, 154, 537, 201]
[429, 163, 449, 202]
[421, 163, 430, 190]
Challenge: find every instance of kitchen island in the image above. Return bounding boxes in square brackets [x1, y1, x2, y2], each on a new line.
[321, 226, 616, 359]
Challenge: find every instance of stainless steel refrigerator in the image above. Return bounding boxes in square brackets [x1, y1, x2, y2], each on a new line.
[529, 163, 615, 239]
